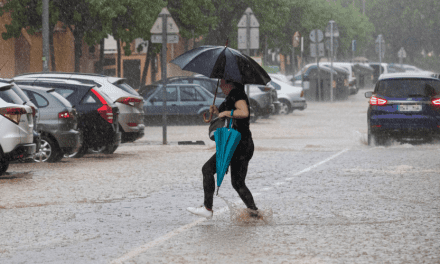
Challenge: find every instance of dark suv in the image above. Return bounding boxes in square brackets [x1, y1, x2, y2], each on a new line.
[15, 79, 121, 157]
[365, 72, 440, 145]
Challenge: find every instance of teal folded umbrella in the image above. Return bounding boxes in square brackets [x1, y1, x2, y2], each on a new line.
[214, 110, 241, 195]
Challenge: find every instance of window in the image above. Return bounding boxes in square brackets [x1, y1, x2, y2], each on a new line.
[30, 92, 49, 108]
[180, 87, 204, 101]
[376, 79, 440, 97]
[270, 81, 281, 90]
[80, 92, 98, 104]
[151, 87, 177, 102]
[54, 88, 74, 98]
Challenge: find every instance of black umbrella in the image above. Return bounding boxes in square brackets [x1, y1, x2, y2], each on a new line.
[170, 45, 271, 85]
[170, 43, 271, 122]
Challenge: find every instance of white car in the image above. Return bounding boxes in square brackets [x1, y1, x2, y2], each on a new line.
[269, 78, 307, 115]
[0, 97, 36, 175]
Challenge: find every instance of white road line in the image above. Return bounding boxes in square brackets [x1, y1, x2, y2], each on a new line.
[111, 148, 349, 263]
[285, 148, 349, 180]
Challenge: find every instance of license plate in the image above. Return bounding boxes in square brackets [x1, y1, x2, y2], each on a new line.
[398, 104, 422, 112]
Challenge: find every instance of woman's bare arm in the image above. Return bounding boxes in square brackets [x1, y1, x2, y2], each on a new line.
[218, 100, 249, 119]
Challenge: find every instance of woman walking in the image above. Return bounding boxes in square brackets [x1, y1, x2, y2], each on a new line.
[187, 79, 259, 218]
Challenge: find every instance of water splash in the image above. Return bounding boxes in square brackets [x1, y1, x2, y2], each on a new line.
[217, 196, 274, 225]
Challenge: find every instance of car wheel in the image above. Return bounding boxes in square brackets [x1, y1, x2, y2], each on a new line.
[278, 100, 291, 115]
[369, 130, 387, 146]
[89, 146, 106, 154]
[0, 151, 9, 176]
[64, 144, 87, 159]
[102, 144, 118, 154]
[33, 136, 63, 163]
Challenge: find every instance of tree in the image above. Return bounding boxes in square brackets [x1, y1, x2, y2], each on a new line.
[1, 0, 60, 71]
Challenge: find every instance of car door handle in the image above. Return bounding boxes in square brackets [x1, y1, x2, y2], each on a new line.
[171, 104, 177, 106]
[199, 104, 204, 106]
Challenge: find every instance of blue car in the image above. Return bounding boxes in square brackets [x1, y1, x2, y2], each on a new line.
[365, 72, 440, 145]
[142, 83, 224, 120]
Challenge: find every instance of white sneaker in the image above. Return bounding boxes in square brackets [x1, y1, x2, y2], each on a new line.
[187, 206, 213, 218]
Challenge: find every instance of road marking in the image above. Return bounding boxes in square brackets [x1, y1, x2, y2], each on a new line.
[285, 148, 349, 180]
[112, 148, 349, 263]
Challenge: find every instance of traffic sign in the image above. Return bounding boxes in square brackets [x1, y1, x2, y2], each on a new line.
[325, 21, 339, 37]
[325, 38, 339, 50]
[398, 47, 407, 58]
[310, 42, 325, 58]
[238, 8, 260, 28]
[151, 34, 179, 44]
[150, 8, 179, 34]
[309, 29, 323, 43]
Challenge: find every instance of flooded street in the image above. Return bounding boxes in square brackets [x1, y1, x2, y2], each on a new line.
[1, 90, 439, 263]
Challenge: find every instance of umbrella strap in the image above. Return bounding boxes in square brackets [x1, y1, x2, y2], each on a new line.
[229, 110, 234, 128]
[216, 186, 220, 196]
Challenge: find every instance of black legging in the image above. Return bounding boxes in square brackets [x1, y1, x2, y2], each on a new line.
[202, 136, 258, 210]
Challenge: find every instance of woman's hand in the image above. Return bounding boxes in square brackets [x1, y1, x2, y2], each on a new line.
[209, 105, 219, 116]
[218, 111, 228, 118]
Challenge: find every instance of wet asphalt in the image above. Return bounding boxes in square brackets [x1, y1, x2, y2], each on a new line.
[1, 89, 439, 263]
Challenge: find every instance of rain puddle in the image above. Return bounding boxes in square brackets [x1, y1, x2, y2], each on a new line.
[217, 196, 273, 225]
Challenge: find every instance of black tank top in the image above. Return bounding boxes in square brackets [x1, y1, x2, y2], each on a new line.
[218, 88, 252, 139]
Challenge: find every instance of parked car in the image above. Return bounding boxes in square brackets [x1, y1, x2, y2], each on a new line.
[14, 72, 144, 144]
[246, 84, 274, 119]
[142, 83, 224, 121]
[14, 79, 121, 157]
[0, 79, 40, 151]
[19, 85, 81, 162]
[0, 97, 36, 175]
[145, 75, 274, 121]
[268, 78, 306, 114]
[369, 62, 405, 84]
[365, 72, 440, 145]
[320, 62, 358, 95]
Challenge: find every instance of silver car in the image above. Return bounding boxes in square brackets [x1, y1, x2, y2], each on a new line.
[19, 85, 81, 162]
[269, 79, 307, 114]
[14, 73, 144, 144]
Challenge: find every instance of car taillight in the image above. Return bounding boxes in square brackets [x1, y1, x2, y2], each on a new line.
[91, 88, 114, 124]
[116, 97, 142, 106]
[97, 104, 114, 124]
[58, 111, 72, 119]
[431, 98, 440, 105]
[370, 95, 387, 106]
[300, 90, 304, 97]
[0, 107, 27, 124]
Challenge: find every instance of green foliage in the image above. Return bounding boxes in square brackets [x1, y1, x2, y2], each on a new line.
[366, 0, 440, 62]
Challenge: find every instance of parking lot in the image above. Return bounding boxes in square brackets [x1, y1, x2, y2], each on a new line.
[1, 90, 439, 263]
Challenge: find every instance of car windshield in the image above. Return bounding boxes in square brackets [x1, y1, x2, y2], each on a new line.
[270, 81, 281, 90]
[376, 78, 440, 97]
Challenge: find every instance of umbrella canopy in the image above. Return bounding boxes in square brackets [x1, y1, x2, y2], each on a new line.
[170, 45, 271, 85]
[214, 111, 241, 195]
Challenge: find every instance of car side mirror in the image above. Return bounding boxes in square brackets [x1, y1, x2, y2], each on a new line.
[365, 91, 373, 98]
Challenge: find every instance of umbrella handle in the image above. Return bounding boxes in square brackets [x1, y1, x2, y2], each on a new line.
[202, 79, 220, 123]
[203, 111, 213, 123]
[216, 186, 220, 196]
